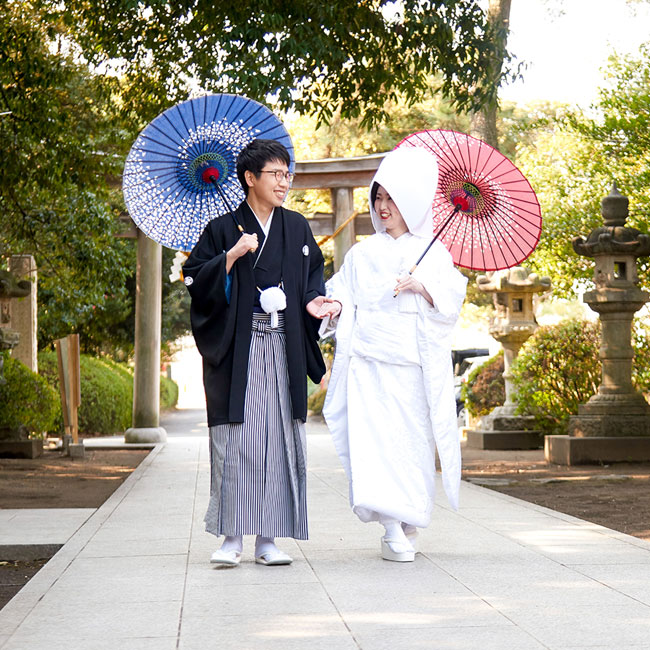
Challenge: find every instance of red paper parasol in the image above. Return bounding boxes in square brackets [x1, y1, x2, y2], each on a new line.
[395, 130, 542, 271]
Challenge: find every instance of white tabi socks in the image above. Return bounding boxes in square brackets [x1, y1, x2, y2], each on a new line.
[380, 518, 415, 562]
[220, 535, 243, 554]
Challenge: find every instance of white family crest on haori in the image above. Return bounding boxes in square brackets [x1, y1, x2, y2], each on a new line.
[122, 94, 295, 252]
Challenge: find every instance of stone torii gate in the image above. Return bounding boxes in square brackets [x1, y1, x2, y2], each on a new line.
[124, 153, 384, 441]
[292, 153, 384, 269]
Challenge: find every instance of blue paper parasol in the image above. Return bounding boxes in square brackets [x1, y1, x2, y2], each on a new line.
[122, 93, 295, 251]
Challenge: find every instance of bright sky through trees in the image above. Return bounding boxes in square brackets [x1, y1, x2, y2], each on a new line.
[501, 0, 650, 106]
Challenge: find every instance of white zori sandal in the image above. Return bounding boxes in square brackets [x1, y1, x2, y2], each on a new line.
[210, 549, 241, 566]
[255, 549, 293, 566]
[254, 537, 293, 565]
[210, 535, 242, 566]
[381, 537, 415, 563]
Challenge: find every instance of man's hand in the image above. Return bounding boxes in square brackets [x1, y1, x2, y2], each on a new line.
[226, 233, 258, 273]
[306, 295, 342, 319]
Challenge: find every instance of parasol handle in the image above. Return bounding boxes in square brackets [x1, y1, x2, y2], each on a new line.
[393, 204, 461, 297]
[206, 171, 255, 253]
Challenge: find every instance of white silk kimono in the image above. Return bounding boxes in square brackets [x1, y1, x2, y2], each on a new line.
[322, 146, 467, 527]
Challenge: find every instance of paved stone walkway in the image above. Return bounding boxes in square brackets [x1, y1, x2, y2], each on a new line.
[2, 410, 650, 649]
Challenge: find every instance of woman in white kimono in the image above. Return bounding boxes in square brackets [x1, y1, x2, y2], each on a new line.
[320, 147, 467, 562]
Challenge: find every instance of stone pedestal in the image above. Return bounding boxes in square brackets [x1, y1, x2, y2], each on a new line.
[546, 436, 650, 465]
[546, 185, 650, 465]
[0, 438, 43, 459]
[466, 267, 550, 450]
[466, 411, 542, 450]
[125, 426, 168, 443]
[68, 443, 85, 459]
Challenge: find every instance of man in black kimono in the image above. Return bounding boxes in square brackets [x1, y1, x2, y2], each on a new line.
[183, 139, 337, 566]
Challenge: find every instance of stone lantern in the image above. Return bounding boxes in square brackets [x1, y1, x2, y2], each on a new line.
[0, 269, 41, 458]
[0, 269, 31, 383]
[546, 184, 650, 465]
[466, 266, 551, 450]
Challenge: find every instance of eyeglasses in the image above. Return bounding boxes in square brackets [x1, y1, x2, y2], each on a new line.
[260, 170, 294, 183]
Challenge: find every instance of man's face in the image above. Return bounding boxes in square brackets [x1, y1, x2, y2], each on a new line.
[246, 159, 291, 208]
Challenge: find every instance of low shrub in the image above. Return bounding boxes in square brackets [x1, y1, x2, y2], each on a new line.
[461, 352, 505, 417]
[0, 352, 60, 437]
[39, 351, 133, 435]
[461, 318, 650, 434]
[510, 319, 600, 434]
[160, 375, 179, 410]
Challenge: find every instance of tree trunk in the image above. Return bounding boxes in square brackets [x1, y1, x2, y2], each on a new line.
[471, 0, 512, 150]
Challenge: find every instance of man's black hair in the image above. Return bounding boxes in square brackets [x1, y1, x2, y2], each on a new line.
[236, 139, 291, 196]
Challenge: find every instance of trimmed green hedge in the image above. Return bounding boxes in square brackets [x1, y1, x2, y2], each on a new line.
[0, 352, 59, 436]
[3, 351, 179, 436]
[39, 351, 133, 435]
[160, 374, 179, 410]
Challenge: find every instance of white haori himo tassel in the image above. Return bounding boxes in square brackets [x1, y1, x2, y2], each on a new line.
[259, 286, 286, 328]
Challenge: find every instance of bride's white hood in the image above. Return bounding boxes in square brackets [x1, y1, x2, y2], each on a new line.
[368, 146, 439, 238]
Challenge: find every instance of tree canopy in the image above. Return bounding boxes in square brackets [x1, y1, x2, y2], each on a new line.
[1, 0, 522, 357]
[53, 0, 514, 128]
[0, 2, 133, 345]
[0, 2, 191, 356]
[517, 44, 650, 296]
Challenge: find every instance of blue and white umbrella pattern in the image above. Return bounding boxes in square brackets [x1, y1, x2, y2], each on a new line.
[123, 93, 295, 251]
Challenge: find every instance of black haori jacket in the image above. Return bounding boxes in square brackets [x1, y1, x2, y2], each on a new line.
[183, 202, 326, 426]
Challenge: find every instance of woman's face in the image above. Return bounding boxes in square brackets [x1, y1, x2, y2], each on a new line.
[374, 185, 408, 238]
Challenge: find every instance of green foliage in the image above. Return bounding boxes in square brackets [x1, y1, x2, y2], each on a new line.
[510, 320, 650, 430]
[0, 352, 60, 436]
[284, 92, 475, 228]
[516, 45, 650, 296]
[632, 325, 650, 394]
[160, 375, 179, 410]
[285, 94, 471, 162]
[0, 3, 134, 349]
[54, 1, 514, 129]
[160, 249, 192, 360]
[0, 5, 192, 358]
[38, 351, 133, 435]
[461, 351, 505, 417]
[75, 245, 191, 361]
[510, 320, 601, 434]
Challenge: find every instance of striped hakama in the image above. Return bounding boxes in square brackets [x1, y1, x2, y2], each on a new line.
[204, 312, 308, 540]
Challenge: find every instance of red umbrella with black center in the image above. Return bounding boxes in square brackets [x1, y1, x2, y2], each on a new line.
[395, 129, 542, 272]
